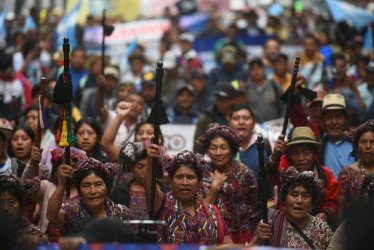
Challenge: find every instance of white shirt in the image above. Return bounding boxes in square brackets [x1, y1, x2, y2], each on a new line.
[103, 109, 136, 146]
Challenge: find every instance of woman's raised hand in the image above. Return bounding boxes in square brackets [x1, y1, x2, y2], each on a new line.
[57, 164, 73, 186]
[30, 146, 43, 163]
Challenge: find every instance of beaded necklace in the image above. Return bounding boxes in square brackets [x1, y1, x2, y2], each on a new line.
[358, 160, 366, 178]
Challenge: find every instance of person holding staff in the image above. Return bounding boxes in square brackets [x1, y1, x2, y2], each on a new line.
[146, 138, 233, 245]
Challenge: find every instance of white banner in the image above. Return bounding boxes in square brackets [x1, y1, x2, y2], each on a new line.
[160, 124, 196, 155]
[84, 18, 170, 45]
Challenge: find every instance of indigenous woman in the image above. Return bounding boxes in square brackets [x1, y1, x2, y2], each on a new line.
[74, 117, 109, 163]
[9, 124, 35, 165]
[110, 121, 163, 189]
[0, 118, 26, 177]
[46, 157, 131, 235]
[250, 167, 333, 248]
[110, 141, 170, 219]
[147, 141, 233, 245]
[24, 106, 54, 149]
[0, 172, 42, 236]
[338, 119, 374, 221]
[135, 121, 155, 142]
[196, 125, 258, 243]
[22, 147, 87, 242]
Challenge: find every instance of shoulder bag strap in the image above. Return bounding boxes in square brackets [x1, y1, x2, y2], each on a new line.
[287, 219, 316, 249]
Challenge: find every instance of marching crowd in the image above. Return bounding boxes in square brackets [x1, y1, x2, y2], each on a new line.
[1, 1, 374, 249]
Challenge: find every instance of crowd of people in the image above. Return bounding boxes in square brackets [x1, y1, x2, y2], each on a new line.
[1, 1, 374, 249]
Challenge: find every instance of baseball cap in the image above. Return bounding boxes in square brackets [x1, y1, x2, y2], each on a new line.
[230, 80, 247, 95]
[176, 83, 195, 96]
[104, 66, 120, 80]
[141, 71, 156, 85]
[179, 33, 194, 43]
[220, 46, 237, 64]
[214, 83, 236, 98]
[190, 68, 207, 79]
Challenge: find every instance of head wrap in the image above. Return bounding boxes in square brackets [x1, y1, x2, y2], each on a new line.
[0, 172, 40, 197]
[280, 166, 325, 197]
[120, 141, 166, 172]
[196, 125, 239, 155]
[51, 147, 87, 166]
[73, 157, 119, 181]
[347, 119, 374, 144]
[120, 141, 149, 171]
[163, 150, 207, 176]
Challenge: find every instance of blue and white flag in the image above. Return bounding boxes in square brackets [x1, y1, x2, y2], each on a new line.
[0, 7, 9, 41]
[54, 1, 82, 51]
[120, 37, 137, 76]
[25, 15, 37, 31]
[362, 27, 373, 53]
[326, 0, 374, 30]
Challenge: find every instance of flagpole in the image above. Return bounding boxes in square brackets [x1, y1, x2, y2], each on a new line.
[35, 76, 46, 176]
[101, 9, 106, 75]
[11, 94, 20, 126]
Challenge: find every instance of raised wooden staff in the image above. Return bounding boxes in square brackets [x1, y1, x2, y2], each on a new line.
[256, 135, 269, 246]
[146, 62, 169, 218]
[53, 38, 76, 197]
[101, 9, 114, 74]
[34, 76, 47, 176]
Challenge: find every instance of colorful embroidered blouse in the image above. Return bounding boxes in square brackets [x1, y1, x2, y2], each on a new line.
[129, 190, 149, 220]
[156, 192, 228, 245]
[16, 216, 43, 236]
[255, 209, 333, 248]
[200, 159, 257, 234]
[338, 162, 365, 208]
[61, 198, 131, 234]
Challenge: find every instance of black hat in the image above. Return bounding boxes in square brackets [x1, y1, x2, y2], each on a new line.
[214, 83, 236, 98]
[190, 68, 207, 79]
[176, 83, 195, 96]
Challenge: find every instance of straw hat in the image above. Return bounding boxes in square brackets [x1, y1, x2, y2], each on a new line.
[322, 93, 346, 111]
[286, 126, 323, 150]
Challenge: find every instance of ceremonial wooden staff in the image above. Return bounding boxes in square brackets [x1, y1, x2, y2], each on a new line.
[281, 56, 300, 137]
[256, 135, 269, 246]
[146, 62, 169, 218]
[53, 38, 76, 197]
[101, 9, 114, 74]
[34, 76, 47, 174]
[11, 94, 20, 126]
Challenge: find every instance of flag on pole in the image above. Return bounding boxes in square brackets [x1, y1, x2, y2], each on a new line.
[54, 0, 82, 51]
[25, 15, 37, 31]
[362, 27, 373, 53]
[120, 37, 138, 76]
[0, 7, 9, 41]
[39, 95, 50, 129]
[326, 0, 374, 30]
